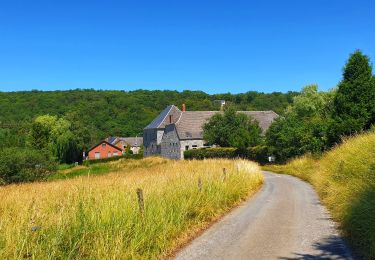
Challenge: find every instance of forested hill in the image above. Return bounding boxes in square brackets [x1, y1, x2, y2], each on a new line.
[0, 89, 297, 147]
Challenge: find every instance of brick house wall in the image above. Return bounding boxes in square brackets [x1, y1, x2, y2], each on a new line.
[88, 141, 123, 160]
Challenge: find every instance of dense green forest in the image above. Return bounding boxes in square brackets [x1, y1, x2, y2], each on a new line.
[0, 89, 297, 149]
[1, 49, 375, 184]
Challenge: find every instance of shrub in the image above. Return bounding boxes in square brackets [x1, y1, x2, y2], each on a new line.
[83, 153, 143, 166]
[184, 147, 236, 160]
[0, 148, 57, 184]
[184, 146, 269, 164]
[242, 146, 270, 164]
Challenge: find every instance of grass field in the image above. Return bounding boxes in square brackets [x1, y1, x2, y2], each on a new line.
[264, 132, 375, 260]
[0, 158, 263, 259]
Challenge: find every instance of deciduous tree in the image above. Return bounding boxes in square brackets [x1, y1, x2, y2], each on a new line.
[203, 107, 262, 150]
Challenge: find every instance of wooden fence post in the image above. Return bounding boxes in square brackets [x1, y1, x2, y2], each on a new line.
[198, 177, 202, 192]
[222, 168, 227, 182]
[136, 188, 145, 217]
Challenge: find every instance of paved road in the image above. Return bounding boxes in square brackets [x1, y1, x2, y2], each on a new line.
[176, 171, 354, 260]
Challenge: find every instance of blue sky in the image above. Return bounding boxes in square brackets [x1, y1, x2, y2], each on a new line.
[0, 0, 374, 94]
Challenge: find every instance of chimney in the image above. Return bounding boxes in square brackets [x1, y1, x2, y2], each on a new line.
[182, 103, 186, 112]
[169, 115, 172, 124]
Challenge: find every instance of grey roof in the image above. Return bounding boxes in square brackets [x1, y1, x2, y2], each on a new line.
[174, 110, 279, 140]
[107, 136, 117, 144]
[237, 111, 279, 133]
[175, 111, 218, 139]
[144, 105, 279, 140]
[107, 136, 143, 147]
[119, 137, 143, 147]
[144, 105, 182, 129]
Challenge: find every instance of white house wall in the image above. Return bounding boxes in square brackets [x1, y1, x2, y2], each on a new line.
[179, 140, 206, 159]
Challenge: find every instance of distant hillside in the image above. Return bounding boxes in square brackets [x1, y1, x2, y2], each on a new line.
[0, 89, 297, 147]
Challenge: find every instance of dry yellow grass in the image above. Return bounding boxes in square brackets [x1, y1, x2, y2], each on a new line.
[264, 132, 375, 259]
[0, 157, 263, 259]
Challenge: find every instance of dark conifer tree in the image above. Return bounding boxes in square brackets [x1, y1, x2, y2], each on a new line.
[328, 50, 375, 145]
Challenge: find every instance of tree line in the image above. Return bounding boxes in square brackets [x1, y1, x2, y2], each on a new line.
[0, 89, 296, 152]
[0, 88, 296, 183]
[267, 50, 375, 162]
[202, 50, 375, 163]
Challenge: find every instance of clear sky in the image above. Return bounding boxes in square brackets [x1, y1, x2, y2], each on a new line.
[0, 0, 374, 94]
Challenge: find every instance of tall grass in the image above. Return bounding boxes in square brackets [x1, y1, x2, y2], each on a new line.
[264, 132, 375, 259]
[0, 157, 263, 259]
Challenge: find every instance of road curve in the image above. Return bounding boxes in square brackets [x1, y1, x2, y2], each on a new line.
[176, 171, 354, 260]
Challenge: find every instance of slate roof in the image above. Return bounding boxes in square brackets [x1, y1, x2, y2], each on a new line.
[237, 111, 279, 133]
[144, 105, 182, 129]
[107, 136, 117, 144]
[175, 111, 218, 140]
[118, 137, 143, 147]
[174, 110, 279, 140]
[107, 137, 143, 147]
[144, 105, 279, 140]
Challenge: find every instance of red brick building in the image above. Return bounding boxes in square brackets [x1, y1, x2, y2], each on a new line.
[87, 141, 123, 160]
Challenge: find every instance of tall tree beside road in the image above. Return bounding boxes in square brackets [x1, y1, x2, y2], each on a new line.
[328, 50, 375, 145]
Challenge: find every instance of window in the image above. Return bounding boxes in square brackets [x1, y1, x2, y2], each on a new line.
[185, 145, 189, 151]
[108, 152, 112, 157]
[102, 143, 106, 148]
[192, 145, 198, 149]
[95, 152, 101, 159]
[113, 152, 118, 156]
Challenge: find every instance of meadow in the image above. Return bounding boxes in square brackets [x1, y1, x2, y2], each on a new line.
[264, 132, 375, 259]
[0, 158, 263, 259]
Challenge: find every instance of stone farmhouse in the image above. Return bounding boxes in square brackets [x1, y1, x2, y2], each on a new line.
[143, 104, 279, 159]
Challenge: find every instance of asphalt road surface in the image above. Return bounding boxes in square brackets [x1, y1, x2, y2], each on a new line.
[176, 171, 354, 260]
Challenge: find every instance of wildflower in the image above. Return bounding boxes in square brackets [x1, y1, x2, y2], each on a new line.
[31, 226, 40, 232]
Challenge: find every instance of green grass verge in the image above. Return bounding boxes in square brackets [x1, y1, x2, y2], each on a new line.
[48, 164, 113, 181]
[263, 132, 375, 260]
[50, 157, 169, 181]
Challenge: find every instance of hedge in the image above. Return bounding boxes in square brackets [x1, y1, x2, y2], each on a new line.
[83, 153, 143, 166]
[184, 146, 270, 164]
[0, 148, 57, 184]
